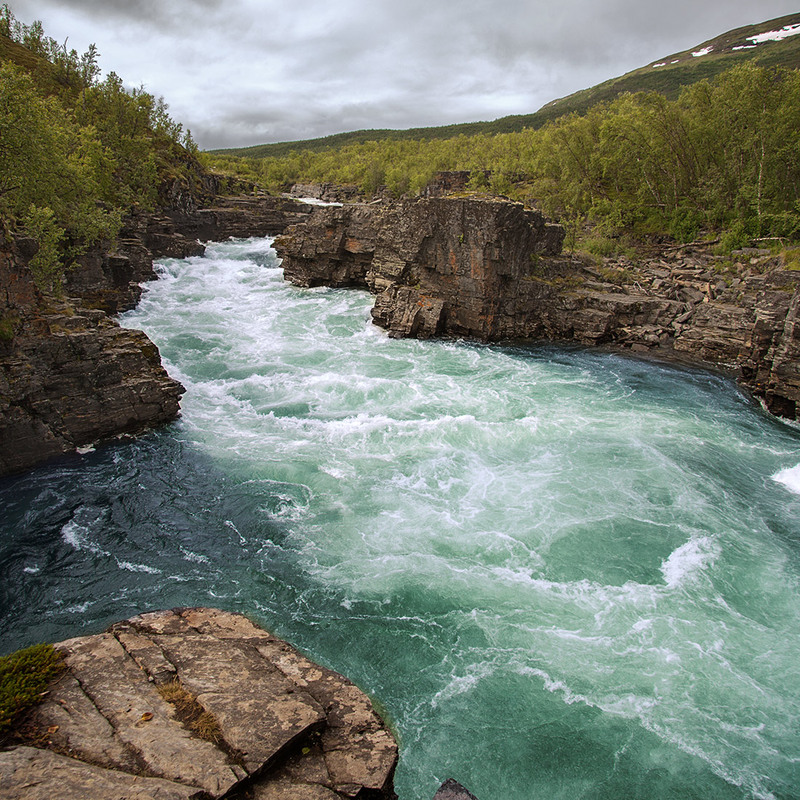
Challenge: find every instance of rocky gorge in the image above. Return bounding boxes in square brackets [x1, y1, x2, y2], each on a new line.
[0, 194, 312, 477]
[274, 195, 800, 420]
[4, 185, 800, 474]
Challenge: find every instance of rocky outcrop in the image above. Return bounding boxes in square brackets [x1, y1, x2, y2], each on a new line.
[289, 183, 362, 204]
[1, 608, 397, 800]
[0, 193, 314, 476]
[274, 197, 800, 420]
[67, 196, 312, 313]
[422, 171, 485, 198]
[0, 238, 184, 476]
[433, 780, 480, 800]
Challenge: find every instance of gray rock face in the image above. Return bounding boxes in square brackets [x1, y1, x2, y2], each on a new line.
[0, 238, 184, 477]
[0, 194, 313, 476]
[274, 197, 800, 420]
[3, 608, 397, 800]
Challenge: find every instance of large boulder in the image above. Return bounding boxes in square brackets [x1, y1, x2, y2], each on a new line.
[2, 608, 398, 800]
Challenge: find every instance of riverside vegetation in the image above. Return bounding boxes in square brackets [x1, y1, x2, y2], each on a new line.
[0, 4, 200, 295]
[208, 62, 800, 252]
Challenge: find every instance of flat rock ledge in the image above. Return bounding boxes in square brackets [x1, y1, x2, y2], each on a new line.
[0, 608, 397, 800]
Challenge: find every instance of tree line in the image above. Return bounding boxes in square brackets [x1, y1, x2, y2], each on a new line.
[207, 63, 800, 246]
[0, 4, 198, 293]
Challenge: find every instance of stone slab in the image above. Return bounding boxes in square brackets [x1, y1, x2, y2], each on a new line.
[58, 632, 242, 796]
[0, 746, 204, 800]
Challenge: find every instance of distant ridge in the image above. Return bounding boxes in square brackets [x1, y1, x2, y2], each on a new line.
[210, 12, 800, 158]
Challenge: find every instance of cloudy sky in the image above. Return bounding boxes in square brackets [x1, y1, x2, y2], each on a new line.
[9, 0, 800, 150]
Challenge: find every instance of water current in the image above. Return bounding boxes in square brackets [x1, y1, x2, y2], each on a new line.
[3, 237, 800, 799]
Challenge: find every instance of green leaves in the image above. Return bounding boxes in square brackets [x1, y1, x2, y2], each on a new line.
[212, 62, 800, 247]
[21, 205, 64, 295]
[0, 10, 198, 294]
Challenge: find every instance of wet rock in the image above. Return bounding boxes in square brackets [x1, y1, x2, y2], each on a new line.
[6, 608, 397, 800]
[433, 778, 480, 800]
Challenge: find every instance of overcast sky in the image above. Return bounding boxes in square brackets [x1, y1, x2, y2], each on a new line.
[9, 0, 800, 150]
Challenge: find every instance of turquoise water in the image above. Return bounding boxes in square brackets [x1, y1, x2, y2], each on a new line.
[3, 237, 800, 799]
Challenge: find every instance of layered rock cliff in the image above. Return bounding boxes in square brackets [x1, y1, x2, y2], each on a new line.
[1, 608, 397, 800]
[0, 237, 184, 476]
[0, 195, 313, 477]
[274, 197, 800, 420]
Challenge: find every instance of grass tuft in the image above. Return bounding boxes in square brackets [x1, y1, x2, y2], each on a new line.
[0, 644, 64, 736]
[157, 679, 223, 745]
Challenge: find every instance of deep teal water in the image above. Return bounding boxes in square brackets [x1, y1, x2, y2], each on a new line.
[3, 237, 800, 799]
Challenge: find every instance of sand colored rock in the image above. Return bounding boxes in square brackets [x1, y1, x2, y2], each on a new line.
[3, 608, 397, 800]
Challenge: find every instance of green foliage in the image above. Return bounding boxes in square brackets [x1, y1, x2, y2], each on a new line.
[782, 247, 800, 270]
[22, 205, 64, 294]
[0, 313, 16, 340]
[0, 643, 64, 735]
[209, 62, 800, 246]
[0, 6, 200, 293]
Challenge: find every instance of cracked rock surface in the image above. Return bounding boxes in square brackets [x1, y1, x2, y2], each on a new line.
[0, 608, 397, 800]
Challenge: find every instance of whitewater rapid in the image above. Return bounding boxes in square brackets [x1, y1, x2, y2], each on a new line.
[3, 237, 800, 799]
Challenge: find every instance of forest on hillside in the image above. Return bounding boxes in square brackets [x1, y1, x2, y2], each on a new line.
[0, 5, 197, 293]
[208, 63, 800, 247]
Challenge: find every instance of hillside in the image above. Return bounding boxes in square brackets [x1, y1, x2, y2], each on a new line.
[210, 12, 800, 158]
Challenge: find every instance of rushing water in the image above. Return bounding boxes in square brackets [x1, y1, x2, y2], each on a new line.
[3, 238, 800, 800]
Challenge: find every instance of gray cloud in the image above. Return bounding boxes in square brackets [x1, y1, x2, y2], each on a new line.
[9, 0, 800, 149]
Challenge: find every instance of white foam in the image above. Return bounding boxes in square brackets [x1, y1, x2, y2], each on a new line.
[116, 560, 161, 574]
[293, 197, 343, 207]
[61, 518, 108, 556]
[660, 536, 719, 588]
[772, 463, 800, 495]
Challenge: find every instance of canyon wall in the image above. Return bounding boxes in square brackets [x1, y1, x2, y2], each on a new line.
[0, 195, 312, 477]
[275, 197, 800, 420]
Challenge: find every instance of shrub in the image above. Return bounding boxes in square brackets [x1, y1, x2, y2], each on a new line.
[0, 643, 64, 735]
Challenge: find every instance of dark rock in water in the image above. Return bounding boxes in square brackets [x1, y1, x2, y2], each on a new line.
[274, 196, 800, 421]
[433, 778, 480, 800]
[1, 608, 398, 800]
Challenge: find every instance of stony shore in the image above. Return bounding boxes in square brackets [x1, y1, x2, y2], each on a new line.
[1, 608, 398, 800]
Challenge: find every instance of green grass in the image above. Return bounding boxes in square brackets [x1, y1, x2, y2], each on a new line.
[0, 644, 64, 735]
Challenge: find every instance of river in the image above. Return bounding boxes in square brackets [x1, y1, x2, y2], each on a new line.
[3, 236, 800, 799]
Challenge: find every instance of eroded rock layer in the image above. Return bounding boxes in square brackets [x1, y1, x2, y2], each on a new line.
[1, 608, 397, 800]
[274, 197, 800, 420]
[0, 195, 313, 476]
[0, 237, 184, 476]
